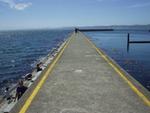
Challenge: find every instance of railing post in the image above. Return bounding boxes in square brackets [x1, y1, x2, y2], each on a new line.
[127, 33, 130, 52]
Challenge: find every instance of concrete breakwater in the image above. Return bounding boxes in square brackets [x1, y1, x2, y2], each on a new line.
[9, 32, 150, 113]
[1, 31, 150, 113]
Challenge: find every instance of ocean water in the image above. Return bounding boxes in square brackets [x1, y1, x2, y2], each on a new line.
[0, 27, 150, 95]
[0, 29, 71, 93]
[85, 29, 150, 91]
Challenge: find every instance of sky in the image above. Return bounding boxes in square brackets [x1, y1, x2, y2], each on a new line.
[0, 0, 150, 30]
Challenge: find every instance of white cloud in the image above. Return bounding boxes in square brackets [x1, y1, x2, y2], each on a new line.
[14, 2, 32, 10]
[129, 2, 150, 8]
[0, 0, 32, 10]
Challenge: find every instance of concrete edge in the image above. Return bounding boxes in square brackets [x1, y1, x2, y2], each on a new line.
[9, 32, 74, 113]
[80, 31, 150, 100]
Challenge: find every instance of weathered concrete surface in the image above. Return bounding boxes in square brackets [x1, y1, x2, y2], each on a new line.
[25, 32, 149, 113]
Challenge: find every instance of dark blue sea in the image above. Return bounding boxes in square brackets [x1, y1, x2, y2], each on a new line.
[0, 29, 71, 94]
[85, 28, 150, 91]
[0, 27, 150, 95]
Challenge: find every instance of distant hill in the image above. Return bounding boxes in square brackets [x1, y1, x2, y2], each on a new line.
[77, 25, 150, 31]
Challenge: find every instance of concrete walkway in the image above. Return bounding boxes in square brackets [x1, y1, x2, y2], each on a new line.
[18, 32, 150, 113]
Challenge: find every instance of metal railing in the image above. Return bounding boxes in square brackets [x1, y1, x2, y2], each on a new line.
[127, 33, 150, 52]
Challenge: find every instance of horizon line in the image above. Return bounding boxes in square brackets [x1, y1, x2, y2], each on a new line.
[0, 24, 150, 31]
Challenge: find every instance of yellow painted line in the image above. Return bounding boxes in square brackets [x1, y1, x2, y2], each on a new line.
[19, 34, 74, 113]
[85, 35, 150, 107]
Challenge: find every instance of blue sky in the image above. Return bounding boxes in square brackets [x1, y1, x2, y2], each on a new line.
[0, 0, 150, 30]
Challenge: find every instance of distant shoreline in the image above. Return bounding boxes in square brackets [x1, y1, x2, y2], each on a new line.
[0, 25, 150, 31]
